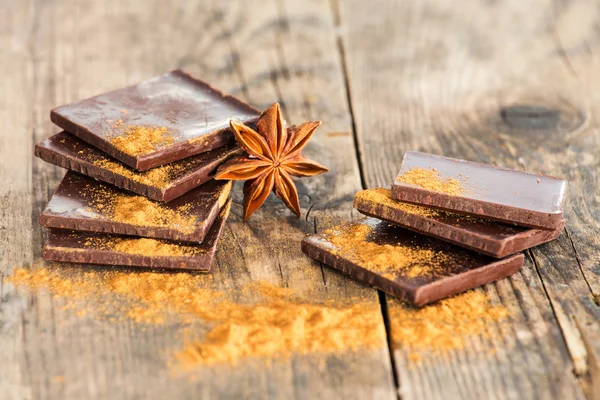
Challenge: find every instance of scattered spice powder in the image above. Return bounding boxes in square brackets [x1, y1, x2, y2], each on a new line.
[111, 196, 195, 233]
[396, 167, 466, 196]
[176, 299, 384, 366]
[84, 236, 205, 257]
[7, 267, 386, 367]
[8, 267, 511, 367]
[323, 222, 449, 279]
[93, 158, 172, 188]
[243, 280, 296, 299]
[355, 188, 441, 217]
[83, 183, 200, 234]
[105, 270, 220, 324]
[357, 188, 493, 226]
[108, 121, 174, 156]
[389, 291, 510, 361]
[110, 237, 205, 257]
[8, 267, 103, 301]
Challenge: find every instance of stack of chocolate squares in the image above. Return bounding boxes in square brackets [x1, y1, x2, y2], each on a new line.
[302, 151, 567, 306]
[35, 71, 260, 271]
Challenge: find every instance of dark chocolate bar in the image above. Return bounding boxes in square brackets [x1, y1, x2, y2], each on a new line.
[301, 218, 524, 306]
[35, 132, 240, 202]
[50, 70, 259, 170]
[40, 172, 231, 243]
[354, 188, 565, 258]
[42, 199, 231, 271]
[392, 152, 567, 229]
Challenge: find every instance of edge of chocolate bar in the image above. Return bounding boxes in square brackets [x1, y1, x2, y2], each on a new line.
[39, 172, 232, 243]
[50, 70, 260, 171]
[35, 132, 240, 202]
[42, 199, 232, 271]
[411, 253, 523, 306]
[301, 233, 524, 307]
[354, 188, 565, 258]
[51, 113, 235, 171]
[392, 184, 565, 229]
[392, 151, 567, 229]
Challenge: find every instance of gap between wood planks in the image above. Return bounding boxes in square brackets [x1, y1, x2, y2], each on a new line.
[527, 249, 588, 375]
[328, 0, 402, 397]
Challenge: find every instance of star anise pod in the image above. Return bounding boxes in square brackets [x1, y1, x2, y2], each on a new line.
[215, 103, 328, 220]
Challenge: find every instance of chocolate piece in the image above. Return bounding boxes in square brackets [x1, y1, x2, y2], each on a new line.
[35, 132, 240, 202]
[392, 151, 567, 229]
[354, 188, 565, 258]
[42, 199, 231, 271]
[301, 218, 524, 306]
[40, 172, 231, 243]
[50, 70, 259, 170]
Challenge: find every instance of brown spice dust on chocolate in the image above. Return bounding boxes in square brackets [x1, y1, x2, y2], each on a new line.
[397, 167, 466, 196]
[83, 183, 200, 234]
[357, 188, 441, 217]
[108, 120, 174, 156]
[324, 222, 450, 279]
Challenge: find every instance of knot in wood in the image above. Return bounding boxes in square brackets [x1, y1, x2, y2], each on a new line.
[500, 105, 560, 131]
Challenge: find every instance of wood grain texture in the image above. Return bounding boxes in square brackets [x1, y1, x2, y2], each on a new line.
[2, 0, 599, 399]
[0, 0, 396, 399]
[0, 1, 34, 399]
[339, 0, 599, 398]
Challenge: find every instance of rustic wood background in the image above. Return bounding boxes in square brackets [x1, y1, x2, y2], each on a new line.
[1, 0, 599, 399]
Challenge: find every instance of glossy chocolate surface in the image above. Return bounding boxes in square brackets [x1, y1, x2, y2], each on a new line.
[50, 70, 259, 170]
[354, 188, 565, 258]
[42, 200, 231, 271]
[301, 218, 524, 306]
[40, 172, 231, 243]
[392, 151, 567, 229]
[35, 132, 240, 202]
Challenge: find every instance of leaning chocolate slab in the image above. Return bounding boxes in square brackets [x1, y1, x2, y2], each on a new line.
[40, 172, 231, 243]
[42, 199, 232, 271]
[35, 132, 240, 202]
[354, 188, 565, 258]
[392, 152, 567, 229]
[50, 70, 259, 170]
[301, 218, 524, 306]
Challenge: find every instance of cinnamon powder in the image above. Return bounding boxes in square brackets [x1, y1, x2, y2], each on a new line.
[176, 299, 384, 366]
[323, 222, 449, 279]
[83, 182, 218, 234]
[355, 188, 441, 217]
[110, 237, 205, 256]
[93, 158, 172, 188]
[111, 196, 196, 233]
[357, 188, 492, 225]
[396, 167, 465, 196]
[8, 267, 385, 367]
[8, 267, 510, 367]
[83, 236, 205, 257]
[389, 291, 510, 359]
[109, 122, 174, 156]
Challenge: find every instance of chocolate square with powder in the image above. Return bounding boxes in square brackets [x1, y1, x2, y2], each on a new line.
[42, 199, 232, 271]
[301, 218, 524, 306]
[35, 132, 240, 202]
[392, 152, 567, 229]
[40, 172, 231, 243]
[50, 70, 259, 170]
[354, 188, 565, 258]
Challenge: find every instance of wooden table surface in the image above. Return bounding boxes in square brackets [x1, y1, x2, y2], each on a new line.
[1, 0, 599, 399]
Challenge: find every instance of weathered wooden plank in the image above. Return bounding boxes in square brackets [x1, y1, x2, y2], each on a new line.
[0, 0, 397, 399]
[339, 0, 599, 398]
[0, 1, 35, 399]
